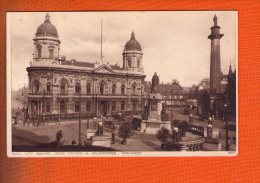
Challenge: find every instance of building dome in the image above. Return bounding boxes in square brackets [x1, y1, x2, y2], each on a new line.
[36, 14, 58, 38]
[124, 32, 142, 51]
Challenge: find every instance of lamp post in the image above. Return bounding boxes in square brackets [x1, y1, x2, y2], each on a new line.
[78, 86, 82, 146]
[173, 127, 178, 143]
[87, 92, 89, 129]
[22, 87, 26, 126]
[171, 89, 173, 122]
[224, 103, 229, 151]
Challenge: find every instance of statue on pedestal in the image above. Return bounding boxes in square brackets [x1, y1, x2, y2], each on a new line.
[161, 102, 169, 121]
[142, 105, 149, 120]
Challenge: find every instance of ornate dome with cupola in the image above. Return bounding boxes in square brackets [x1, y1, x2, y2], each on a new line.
[122, 31, 144, 72]
[33, 13, 60, 63]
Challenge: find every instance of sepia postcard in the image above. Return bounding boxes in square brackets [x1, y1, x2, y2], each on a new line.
[6, 11, 238, 157]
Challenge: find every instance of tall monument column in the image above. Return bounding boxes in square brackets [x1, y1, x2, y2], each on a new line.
[208, 15, 224, 93]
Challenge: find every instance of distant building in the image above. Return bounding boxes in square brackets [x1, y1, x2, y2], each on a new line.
[26, 14, 146, 119]
[158, 79, 184, 107]
[226, 64, 236, 117]
[144, 74, 184, 107]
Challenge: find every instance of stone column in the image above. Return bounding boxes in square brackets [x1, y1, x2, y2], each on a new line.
[208, 15, 224, 93]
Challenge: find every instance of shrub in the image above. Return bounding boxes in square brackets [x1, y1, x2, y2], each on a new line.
[119, 122, 132, 144]
[156, 127, 171, 143]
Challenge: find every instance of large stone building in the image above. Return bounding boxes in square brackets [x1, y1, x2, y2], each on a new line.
[27, 14, 146, 119]
[158, 79, 184, 107]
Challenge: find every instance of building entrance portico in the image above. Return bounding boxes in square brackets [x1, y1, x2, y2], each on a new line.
[97, 100, 110, 116]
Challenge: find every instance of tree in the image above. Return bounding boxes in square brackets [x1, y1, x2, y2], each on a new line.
[119, 122, 132, 144]
[156, 127, 171, 144]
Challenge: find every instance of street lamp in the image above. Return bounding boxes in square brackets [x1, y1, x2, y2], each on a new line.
[78, 86, 82, 146]
[171, 89, 173, 122]
[224, 103, 229, 151]
[173, 127, 179, 143]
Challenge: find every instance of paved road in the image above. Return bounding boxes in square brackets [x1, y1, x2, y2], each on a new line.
[12, 120, 96, 146]
[12, 108, 236, 151]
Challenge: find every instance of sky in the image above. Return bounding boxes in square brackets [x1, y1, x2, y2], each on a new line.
[8, 11, 237, 90]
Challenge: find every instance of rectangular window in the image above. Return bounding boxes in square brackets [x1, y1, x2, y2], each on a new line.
[112, 101, 116, 111]
[75, 102, 80, 112]
[38, 48, 41, 58]
[60, 101, 66, 113]
[137, 60, 140, 68]
[121, 101, 125, 111]
[86, 101, 91, 112]
[46, 103, 51, 113]
[128, 59, 131, 68]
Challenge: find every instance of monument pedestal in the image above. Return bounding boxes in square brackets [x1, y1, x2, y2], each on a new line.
[141, 119, 171, 134]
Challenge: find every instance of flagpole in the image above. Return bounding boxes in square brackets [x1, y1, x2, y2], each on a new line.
[101, 19, 103, 61]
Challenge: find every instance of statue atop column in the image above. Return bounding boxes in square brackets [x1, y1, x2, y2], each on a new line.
[151, 72, 159, 93]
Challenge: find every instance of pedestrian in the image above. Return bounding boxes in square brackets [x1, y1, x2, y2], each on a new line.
[208, 117, 212, 125]
[72, 139, 76, 145]
[111, 130, 115, 144]
[98, 121, 103, 136]
[41, 116, 45, 126]
[23, 117, 26, 127]
[32, 118, 35, 127]
[228, 136, 231, 149]
[37, 118, 40, 127]
[56, 130, 63, 145]
[189, 114, 193, 123]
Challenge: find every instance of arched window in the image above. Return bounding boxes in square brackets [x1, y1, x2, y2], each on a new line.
[112, 84, 116, 94]
[46, 102, 51, 112]
[112, 101, 116, 111]
[60, 82, 66, 94]
[100, 83, 104, 95]
[75, 83, 81, 93]
[32, 102, 37, 113]
[37, 45, 42, 58]
[33, 81, 40, 93]
[75, 101, 80, 112]
[46, 82, 51, 93]
[60, 101, 66, 113]
[133, 85, 136, 93]
[121, 101, 125, 111]
[49, 49, 54, 59]
[86, 101, 91, 112]
[137, 60, 140, 68]
[87, 83, 91, 94]
[121, 85, 125, 94]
